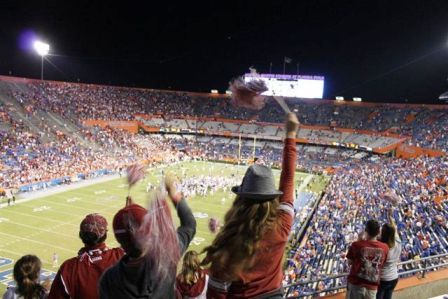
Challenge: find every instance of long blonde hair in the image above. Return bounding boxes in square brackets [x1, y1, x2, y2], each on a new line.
[179, 251, 203, 285]
[202, 196, 279, 280]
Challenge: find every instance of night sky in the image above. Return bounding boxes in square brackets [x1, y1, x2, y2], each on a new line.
[1, 0, 448, 103]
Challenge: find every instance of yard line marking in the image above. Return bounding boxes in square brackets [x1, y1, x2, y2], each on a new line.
[18, 202, 112, 218]
[1, 194, 128, 267]
[0, 209, 78, 227]
[66, 197, 80, 202]
[32, 198, 115, 217]
[49, 194, 124, 209]
[33, 206, 52, 212]
[0, 220, 79, 241]
[0, 231, 73, 253]
[0, 248, 51, 264]
[12, 174, 121, 204]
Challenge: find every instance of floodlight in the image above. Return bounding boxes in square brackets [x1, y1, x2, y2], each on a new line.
[335, 96, 344, 101]
[211, 89, 219, 94]
[33, 41, 49, 56]
[353, 97, 362, 102]
[33, 40, 50, 80]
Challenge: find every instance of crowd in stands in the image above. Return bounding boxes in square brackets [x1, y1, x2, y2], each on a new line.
[284, 155, 448, 295]
[2, 78, 447, 151]
[0, 125, 192, 189]
[1, 77, 448, 298]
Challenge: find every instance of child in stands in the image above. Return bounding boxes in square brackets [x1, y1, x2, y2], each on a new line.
[3, 255, 48, 299]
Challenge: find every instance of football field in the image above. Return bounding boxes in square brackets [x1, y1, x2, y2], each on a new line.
[0, 161, 327, 293]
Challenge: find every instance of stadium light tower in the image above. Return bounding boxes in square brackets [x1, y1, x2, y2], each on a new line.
[33, 41, 50, 80]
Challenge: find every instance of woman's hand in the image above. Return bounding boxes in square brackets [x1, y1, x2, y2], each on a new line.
[285, 112, 299, 139]
[165, 173, 182, 204]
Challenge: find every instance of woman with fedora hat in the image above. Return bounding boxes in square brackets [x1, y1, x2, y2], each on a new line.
[202, 112, 299, 298]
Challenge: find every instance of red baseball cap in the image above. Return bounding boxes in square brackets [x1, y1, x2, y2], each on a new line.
[113, 204, 147, 247]
[80, 213, 108, 239]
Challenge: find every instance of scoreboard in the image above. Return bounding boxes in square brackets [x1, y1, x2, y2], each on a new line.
[244, 73, 325, 99]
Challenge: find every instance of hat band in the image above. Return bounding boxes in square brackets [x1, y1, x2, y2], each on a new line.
[114, 229, 127, 234]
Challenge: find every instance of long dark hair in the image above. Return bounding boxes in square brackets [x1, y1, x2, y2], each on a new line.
[379, 223, 396, 249]
[13, 255, 45, 299]
[202, 196, 279, 280]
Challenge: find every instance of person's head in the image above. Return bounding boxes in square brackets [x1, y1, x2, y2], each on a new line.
[13, 255, 44, 299]
[180, 251, 203, 285]
[202, 165, 282, 279]
[79, 213, 108, 247]
[365, 219, 381, 239]
[202, 197, 279, 279]
[380, 223, 396, 248]
[113, 203, 148, 258]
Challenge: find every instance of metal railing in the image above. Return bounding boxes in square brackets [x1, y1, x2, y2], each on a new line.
[283, 252, 448, 298]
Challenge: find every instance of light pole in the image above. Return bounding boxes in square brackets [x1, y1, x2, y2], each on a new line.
[33, 41, 50, 80]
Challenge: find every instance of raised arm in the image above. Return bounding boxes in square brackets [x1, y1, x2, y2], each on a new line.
[277, 113, 298, 238]
[387, 207, 400, 241]
[278, 112, 299, 205]
[165, 174, 196, 254]
[387, 208, 396, 228]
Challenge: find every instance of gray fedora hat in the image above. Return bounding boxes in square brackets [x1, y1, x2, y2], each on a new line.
[231, 164, 283, 202]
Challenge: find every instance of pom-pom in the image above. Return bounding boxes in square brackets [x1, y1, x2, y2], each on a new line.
[229, 77, 268, 110]
[127, 164, 145, 187]
[208, 217, 220, 233]
[384, 190, 401, 206]
[134, 190, 180, 289]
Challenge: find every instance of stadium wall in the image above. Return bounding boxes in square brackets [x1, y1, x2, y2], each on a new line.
[396, 143, 445, 158]
[83, 119, 139, 133]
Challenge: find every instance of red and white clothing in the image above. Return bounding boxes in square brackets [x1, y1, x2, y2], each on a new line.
[176, 269, 209, 299]
[207, 138, 296, 298]
[347, 240, 389, 290]
[48, 243, 124, 299]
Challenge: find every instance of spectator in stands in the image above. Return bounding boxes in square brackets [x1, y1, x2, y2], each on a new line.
[99, 176, 196, 299]
[2, 254, 48, 299]
[176, 250, 208, 298]
[377, 208, 402, 299]
[48, 213, 124, 299]
[346, 220, 389, 299]
[202, 112, 298, 298]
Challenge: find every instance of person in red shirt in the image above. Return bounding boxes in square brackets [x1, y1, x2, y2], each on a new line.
[201, 112, 299, 298]
[176, 250, 208, 298]
[48, 213, 124, 299]
[346, 219, 389, 299]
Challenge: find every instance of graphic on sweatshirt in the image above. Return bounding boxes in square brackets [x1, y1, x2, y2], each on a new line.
[357, 247, 384, 283]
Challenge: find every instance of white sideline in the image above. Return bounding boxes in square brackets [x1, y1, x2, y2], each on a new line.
[0, 161, 186, 208]
[0, 174, 121, 208]
[297, 174, 314, 193]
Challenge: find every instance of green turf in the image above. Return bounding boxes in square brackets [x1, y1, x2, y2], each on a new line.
[0, 161, 328, 293]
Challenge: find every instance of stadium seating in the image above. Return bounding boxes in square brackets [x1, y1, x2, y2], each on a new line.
[1, 77, 447, 152]
[0, 76, 447, 297]
[284, 156, 448, 294]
